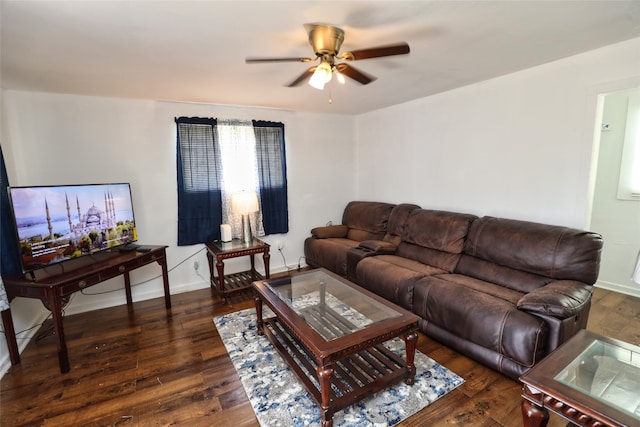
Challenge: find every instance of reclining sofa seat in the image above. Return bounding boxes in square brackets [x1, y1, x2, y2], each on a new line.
[345, 203, 421, 281]
[354, 209, 478, 311]
[412, 216, 603, 380]
[304, 201, 394, 276]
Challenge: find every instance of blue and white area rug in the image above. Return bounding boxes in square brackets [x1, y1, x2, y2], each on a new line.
[213, 308, 464, 426]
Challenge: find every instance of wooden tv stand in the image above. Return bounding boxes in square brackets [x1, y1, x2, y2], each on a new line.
[1, 245, 171, 374]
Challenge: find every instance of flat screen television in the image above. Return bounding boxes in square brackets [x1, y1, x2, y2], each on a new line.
[8, 183, 138, 273]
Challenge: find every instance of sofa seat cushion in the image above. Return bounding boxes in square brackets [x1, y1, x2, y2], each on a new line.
[355, 255, 447, 310]
[304, 238, 361, 277]
[362, 254, 448, 276]
[413, 275, 548, 368]
[427, 273, 526, 305]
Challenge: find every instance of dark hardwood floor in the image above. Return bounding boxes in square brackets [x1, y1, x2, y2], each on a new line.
[1, 283, 639, 426]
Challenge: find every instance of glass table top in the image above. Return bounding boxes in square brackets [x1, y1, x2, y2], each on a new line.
[554, 338, 640, 419]
[210, 238, 266, 251]
[265, 269, 401, 341]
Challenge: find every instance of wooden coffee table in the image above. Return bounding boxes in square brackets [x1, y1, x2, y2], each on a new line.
[520, 329, 640, 427]
[252, 268, 419, 427]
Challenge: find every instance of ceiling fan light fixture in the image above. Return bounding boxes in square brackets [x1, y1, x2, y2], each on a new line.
[309, 73, 326, 90]
[309, 61, 332, 90]
[334, 68, 346, 84]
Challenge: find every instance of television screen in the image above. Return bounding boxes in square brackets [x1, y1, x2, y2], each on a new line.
[8, 183, 138, 273]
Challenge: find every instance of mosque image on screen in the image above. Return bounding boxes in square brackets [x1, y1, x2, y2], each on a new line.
[8, 183, 137, 273]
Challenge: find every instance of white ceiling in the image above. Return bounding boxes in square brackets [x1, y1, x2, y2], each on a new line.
[2, 1, 640, 115]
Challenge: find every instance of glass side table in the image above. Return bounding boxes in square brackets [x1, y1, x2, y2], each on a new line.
[205, 238, 270, 304]
[520, 329, 640, 427]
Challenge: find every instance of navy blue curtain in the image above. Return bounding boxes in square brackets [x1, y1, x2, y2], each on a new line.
[176, 118, 289, 245]
[253, 121, 289, 234]
[1, 145, 22, 279]
[175, 117, 222, 245]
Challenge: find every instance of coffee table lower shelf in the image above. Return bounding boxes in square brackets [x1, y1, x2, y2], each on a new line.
[261, 316, 410, 420]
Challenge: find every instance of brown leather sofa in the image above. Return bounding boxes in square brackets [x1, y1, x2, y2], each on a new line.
[304, 201, 603, 380]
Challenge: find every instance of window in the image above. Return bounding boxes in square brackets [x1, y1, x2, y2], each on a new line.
[617, 91, 640, 200]
[175, 117, 288, 245]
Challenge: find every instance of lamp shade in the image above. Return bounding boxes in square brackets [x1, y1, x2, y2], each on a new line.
[231, 191, 259, 214]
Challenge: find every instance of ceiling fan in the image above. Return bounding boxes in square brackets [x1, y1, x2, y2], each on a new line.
[245, 23, 410, 90]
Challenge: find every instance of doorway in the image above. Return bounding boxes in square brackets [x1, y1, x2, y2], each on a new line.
[589, 87, 640, 297]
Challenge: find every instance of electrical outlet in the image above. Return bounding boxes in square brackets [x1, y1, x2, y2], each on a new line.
[277, 241, 284, 250]
[194, 260, 199, 271]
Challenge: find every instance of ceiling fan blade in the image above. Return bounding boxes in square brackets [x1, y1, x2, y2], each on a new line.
[338, 42, 410, 61]
[246, 57, 315, 64]
[336, 63, 376, 85]
[287, 67, 316, 87]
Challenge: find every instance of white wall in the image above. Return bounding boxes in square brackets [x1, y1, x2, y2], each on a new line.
[0, 91, 356, 373]
[591, 88, 640, 297]
[3, 36, 640, 375]
[355, 37, 640, 230]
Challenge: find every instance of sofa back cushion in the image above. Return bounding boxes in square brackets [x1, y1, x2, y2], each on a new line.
[342, 201, 395, 241]
[460, 216, 603, 290]
[383, 203, 421, 245]
[455, 255, 551, 294]
[397, 209, 478, 272]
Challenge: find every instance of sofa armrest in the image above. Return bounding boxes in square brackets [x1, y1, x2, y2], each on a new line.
[517, 280, 593, 319]
[359, 240, 398, 254]
[346, 241, 398, 282]
[311, 224, 349, 239]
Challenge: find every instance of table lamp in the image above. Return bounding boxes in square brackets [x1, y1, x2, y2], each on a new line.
[231, 191, 259, 243]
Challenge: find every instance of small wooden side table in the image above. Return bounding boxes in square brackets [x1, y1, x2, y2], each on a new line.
[520, 329, 640, 427]
[205, 238, 270, 303]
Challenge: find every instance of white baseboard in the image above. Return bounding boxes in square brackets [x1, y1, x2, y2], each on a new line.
[595, 280, 640, 298]
[63, 279, 211, 316]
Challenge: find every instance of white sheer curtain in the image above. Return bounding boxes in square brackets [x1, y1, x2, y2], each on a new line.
[217, 119, 265, 239]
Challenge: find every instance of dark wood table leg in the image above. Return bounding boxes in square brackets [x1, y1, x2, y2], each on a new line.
[404, 330, 418, 385]
[47, 290, 70, 374]
[522, 385, 550, 427]
[216, 257, 226, 304]
[158, 253, 171, 309]
[206, 250, 215, 290]
[263, 249, 270, 278]
[1, 308, 20, 365]
[254, 293, 264, 335]
[318, 364, 335, 427]
[124, 271, 133, 306]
